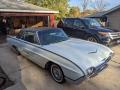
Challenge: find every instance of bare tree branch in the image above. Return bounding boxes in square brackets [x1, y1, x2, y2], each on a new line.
[93, 0, 108, 12]
[82, 0, 90, 12]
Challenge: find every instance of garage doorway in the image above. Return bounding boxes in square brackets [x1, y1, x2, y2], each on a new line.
[0, 16, 50, 43]
[0, 16, 49, 35]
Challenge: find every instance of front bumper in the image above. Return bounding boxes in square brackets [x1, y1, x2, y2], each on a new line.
[101, 37, 120, 46]
[108, 39, 120, 46]
[89, 62, 108, 78]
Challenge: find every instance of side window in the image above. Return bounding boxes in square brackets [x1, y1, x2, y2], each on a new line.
[24, 32, 38, 44]
[16, 30, 24, 39]
[73, 20, 84, 28]
[64, 19, 74, 27]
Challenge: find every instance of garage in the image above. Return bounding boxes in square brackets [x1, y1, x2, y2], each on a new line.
[0, 0, 58, 35]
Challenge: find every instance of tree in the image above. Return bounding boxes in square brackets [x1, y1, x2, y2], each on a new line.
[93, 0, 108, 12]
[81, 9, 96, 16]
[81, 0, 90, 16]
[25, 0, 40, 5]
[25, 0, 69, 19]
[82, 0, 90, 12]
[69, 7, 81, 17]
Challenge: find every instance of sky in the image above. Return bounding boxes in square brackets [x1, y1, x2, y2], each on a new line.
[69, 0, 120, 10]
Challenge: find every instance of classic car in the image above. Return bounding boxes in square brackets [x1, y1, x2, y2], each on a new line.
[7, 27, 114, 84]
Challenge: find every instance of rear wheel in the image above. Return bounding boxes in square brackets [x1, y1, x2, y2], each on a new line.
[50, 64, 65, 83]
[87, 36, 98, 43]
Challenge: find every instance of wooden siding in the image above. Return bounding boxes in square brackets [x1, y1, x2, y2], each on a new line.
[107, 8, 120, 31]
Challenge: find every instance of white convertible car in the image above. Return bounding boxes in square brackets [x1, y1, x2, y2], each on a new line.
[7, 27, 114, 84]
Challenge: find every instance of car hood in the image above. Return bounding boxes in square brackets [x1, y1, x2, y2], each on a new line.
[42, 38, 113, 74]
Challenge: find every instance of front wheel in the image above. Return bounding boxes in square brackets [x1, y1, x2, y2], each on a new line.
[50, 64, 65, 83]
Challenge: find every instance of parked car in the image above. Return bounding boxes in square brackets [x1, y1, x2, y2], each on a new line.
[57, 18, 120, 46]
[7, 27, 113, 84]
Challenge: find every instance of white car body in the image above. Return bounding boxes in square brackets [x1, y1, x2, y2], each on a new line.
[7, 28, 113, 84]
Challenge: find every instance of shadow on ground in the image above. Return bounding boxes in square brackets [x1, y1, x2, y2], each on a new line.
[0, 66, 14, 90]
[0, 43, 27, 90]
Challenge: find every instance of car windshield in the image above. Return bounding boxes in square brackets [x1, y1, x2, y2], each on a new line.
[84, 18, 102, 27]
[38, 29, 69, 45]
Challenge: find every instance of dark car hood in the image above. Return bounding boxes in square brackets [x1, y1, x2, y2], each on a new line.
[90, 26, 113, 32]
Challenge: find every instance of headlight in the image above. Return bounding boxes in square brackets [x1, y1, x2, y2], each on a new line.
[98, 32, 110, 37]
[87, 67, 94, 75]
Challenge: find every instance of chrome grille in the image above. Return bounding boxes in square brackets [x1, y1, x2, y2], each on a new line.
[109, 32, 120, 40]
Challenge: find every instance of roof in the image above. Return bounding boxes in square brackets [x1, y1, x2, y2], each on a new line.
[0, 0, 59, 14]
[105, 4, 120, 15]
[87, 4, 120, 18]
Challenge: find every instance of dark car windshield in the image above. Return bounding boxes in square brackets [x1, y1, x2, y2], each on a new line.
[84, 18, 102, 27]
[38, 29, 69, 45]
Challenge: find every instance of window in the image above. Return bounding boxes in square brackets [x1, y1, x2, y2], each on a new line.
[83, 18, 101, 27]
[38, 29, 69, 45]
[16, 30, 24, 39]
[24, 32, 38, 44]
[64, 19, 74, 27]
[73, 20, 84, 27]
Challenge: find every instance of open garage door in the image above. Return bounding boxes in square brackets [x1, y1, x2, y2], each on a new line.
[0, 15, 51, 35]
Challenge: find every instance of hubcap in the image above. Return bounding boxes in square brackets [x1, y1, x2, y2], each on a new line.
[51, 65, 63, 82]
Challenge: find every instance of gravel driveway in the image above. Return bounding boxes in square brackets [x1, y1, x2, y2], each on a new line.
[0, 43, 120, 90]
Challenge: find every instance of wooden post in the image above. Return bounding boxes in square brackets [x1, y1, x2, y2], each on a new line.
[50, 15, 55, 27]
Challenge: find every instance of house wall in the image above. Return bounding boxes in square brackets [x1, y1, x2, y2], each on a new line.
[107, 8, 120, 31]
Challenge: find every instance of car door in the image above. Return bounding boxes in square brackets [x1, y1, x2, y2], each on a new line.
[19, 31, 36, 59]
[21, 31, 48, 68]
[72, 19, 87, 39]
[62, 19, 74, 37]
[15, 30, 27, 54]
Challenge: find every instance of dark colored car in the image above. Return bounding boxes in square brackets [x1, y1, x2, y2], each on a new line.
[57, 18, 120, 46]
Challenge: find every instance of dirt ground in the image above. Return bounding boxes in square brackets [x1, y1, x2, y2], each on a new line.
[0, 43, 120, 90]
